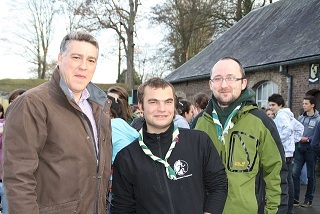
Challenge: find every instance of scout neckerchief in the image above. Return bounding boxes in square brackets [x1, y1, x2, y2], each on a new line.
[212, 104, 241, 144]
[138, 125, 179, 180]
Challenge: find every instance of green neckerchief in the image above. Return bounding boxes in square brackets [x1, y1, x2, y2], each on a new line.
[211, 87, 255, 126]
[212, 104, 241, 144]
[138, 125, 179, 180]
[211, 87, 255, 143]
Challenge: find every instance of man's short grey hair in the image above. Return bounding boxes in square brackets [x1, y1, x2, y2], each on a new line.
[60, 31, 99, 56]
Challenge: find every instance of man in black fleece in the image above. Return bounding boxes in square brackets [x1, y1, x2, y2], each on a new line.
[111, 77, 227, 214]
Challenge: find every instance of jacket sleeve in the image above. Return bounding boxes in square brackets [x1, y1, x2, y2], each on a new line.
[2, 96, 47, 214]
[203, 134, 228, 213]
[111, 151, 136, 213]
[274, 113, 293, 144]
[292, 118, 304, 143]
[260, 119, 288, 213]
[311, 121, 320, 156]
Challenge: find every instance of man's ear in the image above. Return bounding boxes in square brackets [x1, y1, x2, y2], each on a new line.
[57, 53, 63, 67]
[241, 78, 248, 90]
[138, 102, 143, 111]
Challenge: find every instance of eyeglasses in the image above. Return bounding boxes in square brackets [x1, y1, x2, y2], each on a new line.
[210, 77, 244, 84]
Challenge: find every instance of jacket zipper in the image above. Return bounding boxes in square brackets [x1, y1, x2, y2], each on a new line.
[80, 112, 100, 214]
[157, 135, 175, 213]
[93, 108, 104, 214]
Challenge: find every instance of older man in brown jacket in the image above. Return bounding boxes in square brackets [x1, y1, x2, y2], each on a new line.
[2, 31, 112, 213]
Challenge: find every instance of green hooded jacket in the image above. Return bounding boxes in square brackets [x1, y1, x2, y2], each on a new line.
[194, 88, 288, 214]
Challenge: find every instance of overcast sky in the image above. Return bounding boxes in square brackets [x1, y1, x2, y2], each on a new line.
[0, 0, 164, 84]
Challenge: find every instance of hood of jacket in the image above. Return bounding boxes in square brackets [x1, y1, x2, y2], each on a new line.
[302, 109, 320, 119]
[276, 108, 294, 120]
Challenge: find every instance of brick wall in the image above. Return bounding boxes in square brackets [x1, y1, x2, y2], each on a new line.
[173, 80, 212, 103]
[172, 63, 320, 118]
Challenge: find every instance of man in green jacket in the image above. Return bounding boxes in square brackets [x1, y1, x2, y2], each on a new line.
[193, 57, 288, 213]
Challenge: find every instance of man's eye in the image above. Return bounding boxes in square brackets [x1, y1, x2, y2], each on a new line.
[214, 78, 222, 82]
[226, 77, 233, 81]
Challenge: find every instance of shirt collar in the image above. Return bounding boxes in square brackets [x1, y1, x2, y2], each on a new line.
[68, 88, 90, 103]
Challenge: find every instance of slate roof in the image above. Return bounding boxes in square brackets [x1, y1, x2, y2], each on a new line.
[165, 0, 320, 83]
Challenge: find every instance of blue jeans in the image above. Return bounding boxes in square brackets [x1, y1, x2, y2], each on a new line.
[293, 145, 316, 202]
[300, 163, 308, 184]
[0, 182, 8, 214]
[286, 157, 294, 214]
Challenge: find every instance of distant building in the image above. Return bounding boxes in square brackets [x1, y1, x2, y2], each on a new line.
[165, 0, 320, 117]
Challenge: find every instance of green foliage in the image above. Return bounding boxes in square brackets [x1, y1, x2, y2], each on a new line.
[0, 78, 129, 95]
[116, 70, 142, 85]
[0, 79, 47, 92]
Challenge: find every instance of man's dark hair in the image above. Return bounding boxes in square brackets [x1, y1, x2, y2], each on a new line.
[268, 93, 285, 107]
[304, 95, 316, 108]
[137, 77, 176, 106]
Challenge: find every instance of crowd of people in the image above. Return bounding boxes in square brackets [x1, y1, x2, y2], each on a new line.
[0, 31, 319, 214]
[265, 93, 320, 211]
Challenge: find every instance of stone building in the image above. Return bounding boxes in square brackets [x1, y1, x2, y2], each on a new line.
[164, 0, 320, 117]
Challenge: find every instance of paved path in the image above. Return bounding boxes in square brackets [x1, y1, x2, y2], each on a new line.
[0, 175, 319, 214]
[295, 174, 320, 214]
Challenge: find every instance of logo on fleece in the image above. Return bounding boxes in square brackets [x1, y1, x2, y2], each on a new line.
[173, 160, 192, 180]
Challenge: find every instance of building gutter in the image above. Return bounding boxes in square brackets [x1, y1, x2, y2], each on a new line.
[168, 55, 320, 84]
[245, 55, 320, 72]
[279, 65, 293, 108]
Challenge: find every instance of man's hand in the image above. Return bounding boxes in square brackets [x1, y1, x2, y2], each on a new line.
[300, 137, 309, 143]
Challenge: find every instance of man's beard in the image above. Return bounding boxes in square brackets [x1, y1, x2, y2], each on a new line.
[217, 96, 236, 108]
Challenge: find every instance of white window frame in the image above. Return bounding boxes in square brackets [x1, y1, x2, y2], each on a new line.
[256, 81, 278, 109]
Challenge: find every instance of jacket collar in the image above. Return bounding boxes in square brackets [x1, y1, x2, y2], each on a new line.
[142, 122, 174, 149]
[51, 66, 108, 107]
[204, 89, 257, 124]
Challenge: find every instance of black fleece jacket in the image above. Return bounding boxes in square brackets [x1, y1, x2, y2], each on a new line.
[112, 123, 227, 214]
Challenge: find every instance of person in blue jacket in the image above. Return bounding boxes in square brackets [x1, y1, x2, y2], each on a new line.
[107, 95, 139, 213]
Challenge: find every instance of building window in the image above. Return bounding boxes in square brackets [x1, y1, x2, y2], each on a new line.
[256, 81, 278, 109]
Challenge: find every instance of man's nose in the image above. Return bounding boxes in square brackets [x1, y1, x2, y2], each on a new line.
[79, 59, 87, 70]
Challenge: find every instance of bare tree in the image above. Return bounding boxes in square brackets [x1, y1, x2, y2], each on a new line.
[151, 0, 223, 69]
[151, 0, 276, 69]
[56, 0, 83, 33]
[66, 0, 140, 91]
[9, 0, 56, 79]
[46, 59, 58, 80]
[232, 0, 275, 21]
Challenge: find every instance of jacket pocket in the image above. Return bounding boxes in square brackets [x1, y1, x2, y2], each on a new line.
[39, 199, 80, 214]
[226, 131, 260, 173]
